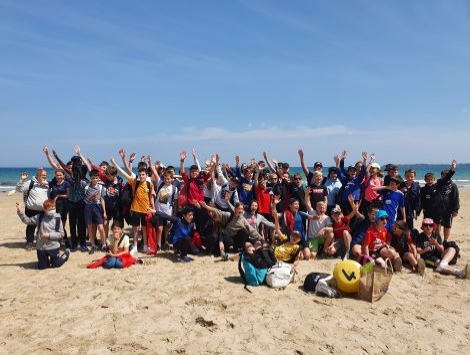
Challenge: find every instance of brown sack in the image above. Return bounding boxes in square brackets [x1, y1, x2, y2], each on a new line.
[358, 259, 393, 303]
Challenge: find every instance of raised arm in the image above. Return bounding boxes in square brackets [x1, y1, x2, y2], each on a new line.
[52, 150, 71, 175]
[192, 148, 202, 171]
[74, 145, 92, 172]
[262, 150, 276, 173]
[118, 148, 134, 176]
[179, 151, 187, 175]
[43, 146, 60, 169]
[298, 149, 310, 177]
[110, 157, 132, 181]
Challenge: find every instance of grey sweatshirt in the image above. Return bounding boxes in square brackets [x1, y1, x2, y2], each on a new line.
[17, 210, 64, 250]
[16, 177, 50, 211]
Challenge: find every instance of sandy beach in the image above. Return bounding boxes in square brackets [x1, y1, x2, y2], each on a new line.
[1, 191, 469, 355]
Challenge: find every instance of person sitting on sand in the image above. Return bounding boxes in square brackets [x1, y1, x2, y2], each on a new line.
[102, 220, 131, 269]
[415, 218, 468, 278]
[388, 220, 425, 275]
[16, 199, 70, 269]
[362, 210, 402, 271]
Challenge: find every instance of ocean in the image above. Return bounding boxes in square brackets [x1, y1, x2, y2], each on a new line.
[1, 164, 470, 193]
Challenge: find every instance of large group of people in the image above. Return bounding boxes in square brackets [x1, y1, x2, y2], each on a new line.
[14, 146, 468, 279]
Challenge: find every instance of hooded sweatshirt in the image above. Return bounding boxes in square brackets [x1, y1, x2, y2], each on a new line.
[17, 210, 64, 250]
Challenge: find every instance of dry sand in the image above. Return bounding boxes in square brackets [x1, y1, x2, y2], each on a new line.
[1, 191, 469, 355]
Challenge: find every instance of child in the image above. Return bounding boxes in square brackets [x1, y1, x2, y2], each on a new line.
[415, 218, 468, 278]
[401, 169, 421, 229]
[164, 207, 200, 263]
[103, 220, 130, 269]
[16, 199, 70, 269]
[81, 169, 107, 254]
[389, 220, 425, 275]
[271, 205, 302, 266]
[324, 194, 358, 259]
[305, 188, 333, 259]
[362, 210, 402, 270]
[373, 176, 405, 231]
[111, 157, 155, 255]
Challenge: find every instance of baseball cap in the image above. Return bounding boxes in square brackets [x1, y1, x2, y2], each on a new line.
[314, 162, 323, 168]
[328, 167, 338, 174]
[375, 210, 388, 220]
[370, 163, 380, 169]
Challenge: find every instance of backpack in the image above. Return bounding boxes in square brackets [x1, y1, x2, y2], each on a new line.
[23, 180, 35, 203]
[303, 272, 331, 293]
[266, 262, 295, 288]
[238, 253, 269, 290]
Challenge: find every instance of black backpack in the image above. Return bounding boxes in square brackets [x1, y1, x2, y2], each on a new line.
[120, 180, 151, 215]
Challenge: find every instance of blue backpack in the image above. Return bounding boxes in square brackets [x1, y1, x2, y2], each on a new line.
[238, 253, 269, 291]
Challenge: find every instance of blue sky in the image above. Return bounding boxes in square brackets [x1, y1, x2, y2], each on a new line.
[1, 0, 469, 167]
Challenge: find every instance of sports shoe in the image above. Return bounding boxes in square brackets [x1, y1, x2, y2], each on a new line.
[130, 245, 138, 257]
[101, 245, 107, 253]
[392, 257, 403, 272]
[142, 245, 150, 253]
[417, 259, 426, 276]
[161, 243, 170, 251]
[89, 245, 97, 255]
[61, 248, 70, 262]
[25, 242, 34, 251]
[181, 256, 192, 263]
[457, 264, 469, 279]
[80, 245, 89, 253]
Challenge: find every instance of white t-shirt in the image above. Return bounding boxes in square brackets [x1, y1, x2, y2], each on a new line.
[307, 209, 332, 239]
[155, 183, 178, 215]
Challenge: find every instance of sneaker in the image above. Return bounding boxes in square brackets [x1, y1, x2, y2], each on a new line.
[101, 245, 107, 253]
[70, 245, 78, 252]
[25, 242, 34, 251]
[142, 245, 150, 253]
[457, 264, 469, 279]
[80, 245, 89, 253]
[222, 253, 229, 262]
[89, 245, 97, 255]
[181, 256, 192, 263]
[61, 248, 70, 262]
[417, 259, 426, 276]
[130, 245, 138, 257]
[393, 257, 403, 272]
[161, 243, 170, 251]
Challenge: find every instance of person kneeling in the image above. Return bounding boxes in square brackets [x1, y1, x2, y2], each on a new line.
[16, 199, 70, 270]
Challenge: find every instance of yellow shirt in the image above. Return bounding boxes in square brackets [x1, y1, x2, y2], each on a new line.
[129, 178, 154, 214]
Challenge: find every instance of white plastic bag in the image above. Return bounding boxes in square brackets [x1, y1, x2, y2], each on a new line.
[266, 262, 294, 288]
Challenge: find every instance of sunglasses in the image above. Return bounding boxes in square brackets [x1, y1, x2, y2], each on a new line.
[423, 224, 433, 227]
[379, 217, 388, 221]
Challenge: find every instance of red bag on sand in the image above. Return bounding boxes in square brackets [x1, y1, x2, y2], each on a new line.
[146, 212, 157, 255]
[86, 252, 139, 269]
